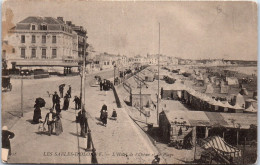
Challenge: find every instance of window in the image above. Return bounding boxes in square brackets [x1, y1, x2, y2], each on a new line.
[31, 48, 36, 58]
[32, 35, 36, 43]
[52, 36, 56, 43]
[40, 24, 47, 30]
[42, 35, 46, 43]
[12, 48, 15, 53]
[52, 49, 57, 58]
[21, 48, 25, 58]
[32, 25, 35, 30]
[21, 35, 25, 43]
[107, 62, 109, 65]
[42, 48, 46, 58]
[104, 62, 106, 65]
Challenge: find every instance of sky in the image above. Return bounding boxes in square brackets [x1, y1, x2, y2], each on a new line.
[2, 0, 258, 60]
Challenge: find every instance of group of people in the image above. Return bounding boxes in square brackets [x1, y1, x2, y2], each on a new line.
[52, 85, 72, 111]
[99, 79, 112, 91]
[99, 103, 117, 127]
[43, 108, 63, 136]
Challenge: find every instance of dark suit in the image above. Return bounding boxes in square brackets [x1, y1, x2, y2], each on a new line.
[2, 130, 15, 155]
[78, 111, 88, 137]
[52, 94, 59, 108]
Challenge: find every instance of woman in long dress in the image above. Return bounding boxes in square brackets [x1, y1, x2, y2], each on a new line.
[33, 104, 42, 124]
[62, 94, 70, 110]
[55, 112, 63, 135]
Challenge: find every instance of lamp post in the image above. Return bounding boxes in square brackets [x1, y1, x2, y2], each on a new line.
[82, 37, 87, 109]
[157, 23, 160, 125]
[20, 67, 24, 117]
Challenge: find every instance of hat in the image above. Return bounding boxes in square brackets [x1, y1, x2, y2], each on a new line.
[54, 91, 57, 93]
[154, 155, 159, 159]
[2, 126, 8, 131]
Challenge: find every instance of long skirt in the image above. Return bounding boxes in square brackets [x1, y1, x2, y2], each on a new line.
[55, 119, 63, 135]
[102, 117, 107, 125]
[63, 100, 69, 110]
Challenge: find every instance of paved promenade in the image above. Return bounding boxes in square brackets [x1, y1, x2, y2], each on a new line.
[5, 69, 159, 164]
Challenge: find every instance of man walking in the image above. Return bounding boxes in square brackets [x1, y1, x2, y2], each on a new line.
[43, 108, 56, 136]
[73, 96, 80, 110]
[78, 108, 88, 138]
[67, 85, 72, 98]
[52, 91, 59, 108]
[59, 84, 64, 98]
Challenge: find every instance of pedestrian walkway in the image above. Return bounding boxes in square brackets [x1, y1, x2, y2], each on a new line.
[84, 86, 159, 164]
[8, 107, 91, 164]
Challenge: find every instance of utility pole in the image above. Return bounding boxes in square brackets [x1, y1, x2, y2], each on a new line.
[157, 23, 160, 125]
[20, 67, 24, 117]
[82, 37, 86, 109]
[139, 70, 142, 116]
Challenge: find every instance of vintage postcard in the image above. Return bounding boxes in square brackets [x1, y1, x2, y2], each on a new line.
[1, 0, 257, 164]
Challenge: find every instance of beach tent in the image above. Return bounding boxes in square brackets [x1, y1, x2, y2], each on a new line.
[232, 93, 245, 108]
[201, 136, 241, 158]
[245, 99, 257, 109]
[239, 88, 248, 96]
[229, 103, 244, 113]
[205, 84, 214, 94]
[220, 85, 229, 94]
[244, 104, 257, 113]
[223, 101, 233, 112]
[226, 77, 239, 86]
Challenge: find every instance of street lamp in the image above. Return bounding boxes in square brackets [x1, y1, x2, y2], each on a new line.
[20, 67, 24, 117]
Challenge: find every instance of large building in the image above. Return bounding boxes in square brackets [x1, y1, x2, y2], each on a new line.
[3, 16, 87, 74]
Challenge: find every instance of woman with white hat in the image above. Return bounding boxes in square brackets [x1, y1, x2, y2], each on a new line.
[2, 126, 15, 163]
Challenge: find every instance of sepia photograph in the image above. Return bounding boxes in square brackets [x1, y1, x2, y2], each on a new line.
[1, 0, 258, 164]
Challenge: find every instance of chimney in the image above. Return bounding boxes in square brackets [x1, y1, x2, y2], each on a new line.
[57, 17, 64, 22]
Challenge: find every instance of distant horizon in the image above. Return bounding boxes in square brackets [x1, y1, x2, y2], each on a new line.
[2, 0, 258, 61]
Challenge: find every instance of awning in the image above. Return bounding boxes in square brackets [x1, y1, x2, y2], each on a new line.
[201, 136, 241, 158]
[14, 60, 79, 67]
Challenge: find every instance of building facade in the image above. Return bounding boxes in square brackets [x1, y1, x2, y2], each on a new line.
[3, 16, 87, 73]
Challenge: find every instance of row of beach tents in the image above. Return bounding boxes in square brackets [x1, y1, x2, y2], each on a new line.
[162, 82, 257, 113]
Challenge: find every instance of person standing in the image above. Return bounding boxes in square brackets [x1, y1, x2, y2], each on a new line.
[101, 109, 108, 127]
[78, 108, 88, 138]
[99, 80, 103, 91]
[62, 94, 70, 110]
[33, 103, 42, 124]
[55, 99, 61, 113]
[52, 91, 59, 108]
[55, 112, 63, 136]
[43, 108, 56, 136]
[100, 103, 107, 120]
[2, 126, 15, 163]
[152, 155, 160, 164]
[67, 85, 72, 98]
[111, 109, 117, 120]
[59, 85, 64, 98]
[73, 96, 80, 110]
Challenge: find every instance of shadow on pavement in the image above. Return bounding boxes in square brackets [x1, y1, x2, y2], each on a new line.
[26, 119, 39, 125]
[95, 117, 101, 121]
[69, 132, 81, 137]
[35, 131, 51, 136]
[96, 122, 104, 127]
